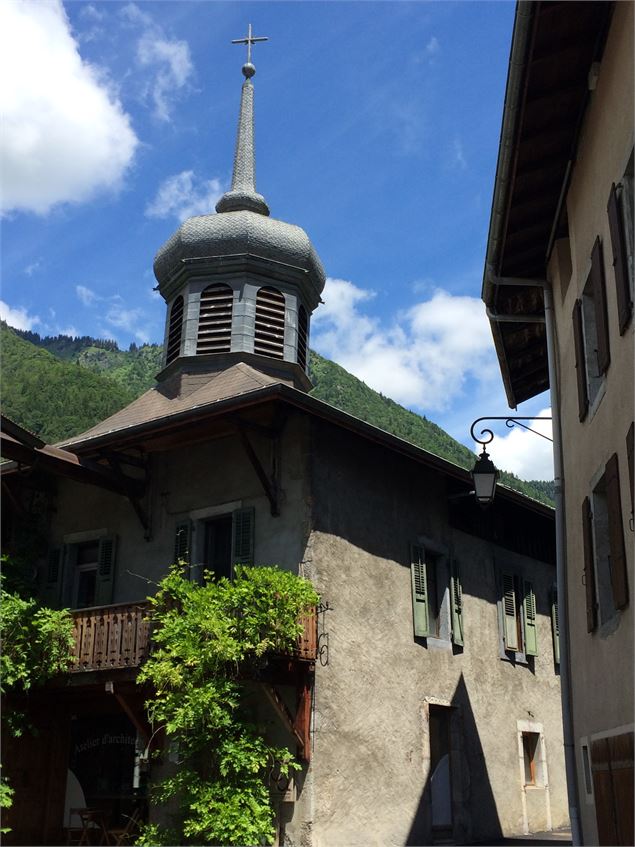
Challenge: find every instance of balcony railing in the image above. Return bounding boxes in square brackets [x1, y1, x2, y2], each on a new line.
[71, 604, 317, 673]
[71, 602, 151, 673]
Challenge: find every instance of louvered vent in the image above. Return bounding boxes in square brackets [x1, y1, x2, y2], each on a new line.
[254, 287, 285, 360]
[166, 295, 184, 365]
[297, 305, 308, 370]
[197, 284, 233, 354]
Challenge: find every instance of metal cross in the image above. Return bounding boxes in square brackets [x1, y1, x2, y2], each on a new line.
[231, 23, 268, 65]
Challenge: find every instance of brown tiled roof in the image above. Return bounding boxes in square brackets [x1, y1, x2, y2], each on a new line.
[57, 363, 281, 447]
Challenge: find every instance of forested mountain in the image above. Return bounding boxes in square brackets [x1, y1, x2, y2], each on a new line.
[1, 325, 135, 443]
[3, 325, 554, 504]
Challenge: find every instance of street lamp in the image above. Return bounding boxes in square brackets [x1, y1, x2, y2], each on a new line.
[468, 416, 553, 507]
[471, 446, 499, 505]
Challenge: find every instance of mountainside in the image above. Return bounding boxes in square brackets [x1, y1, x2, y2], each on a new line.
[1, 324, 135, 443]
[3, 327, 554, 504]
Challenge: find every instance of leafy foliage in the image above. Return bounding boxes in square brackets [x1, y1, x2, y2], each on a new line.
[0, 557, 74, 706]
[136, 565, 318, 846]
[0, 775, 13, 834]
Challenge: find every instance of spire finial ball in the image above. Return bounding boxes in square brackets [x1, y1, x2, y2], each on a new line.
[242, 62, 256, 79]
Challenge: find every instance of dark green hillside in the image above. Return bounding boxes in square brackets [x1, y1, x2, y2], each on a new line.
[12, 328, 162, 397]
[1, 324, 135, 443]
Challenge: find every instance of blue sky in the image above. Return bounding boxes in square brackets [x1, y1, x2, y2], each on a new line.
[0, 0, 554, 480]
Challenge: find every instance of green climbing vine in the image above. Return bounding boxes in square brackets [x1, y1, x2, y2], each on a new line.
[0, 554, 74, 831]
[136, 564, 318, 846]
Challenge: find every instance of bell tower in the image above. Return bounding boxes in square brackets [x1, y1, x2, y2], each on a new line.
[153, 26, 325, 393]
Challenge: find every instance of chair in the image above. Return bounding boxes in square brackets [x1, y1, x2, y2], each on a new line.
[107, 806, 142, 846]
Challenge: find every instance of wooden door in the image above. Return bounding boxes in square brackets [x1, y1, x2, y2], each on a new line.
[591, 731, 634, 846]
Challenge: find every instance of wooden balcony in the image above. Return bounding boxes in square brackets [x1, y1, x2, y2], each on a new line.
[71, 604, 317, 673]
[71, 602, 151, 673]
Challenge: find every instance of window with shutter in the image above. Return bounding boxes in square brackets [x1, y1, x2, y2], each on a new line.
[174, 521, 191, 566]
[254, 287, 285, 359]
[572, 300, 589, 421]
[231, 507, 255, 567]
[502, 572, 519, 652]
[626, 422, 634, 518]
[523, 580, 538, 657]
[95, 536, 116, 606]
[590, 238, 610, 375]
[582, 496, 598, 632]
[450, 559, 464, 647]
[604, 453, 628, 610]
[551, 585, 560, 665]
[197, 284, 233, 354]
[297, 305, 308, 371]
[410, 544, 429, 638]
[43, 547, 63, 608]
[607, 181, 633, 333]
[166, 295, 184, 365]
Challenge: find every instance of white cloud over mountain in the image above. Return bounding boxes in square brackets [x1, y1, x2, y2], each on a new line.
[0, 300, 40, 331]
[312, 277, 498, 413]
[0, 0, 138, 216]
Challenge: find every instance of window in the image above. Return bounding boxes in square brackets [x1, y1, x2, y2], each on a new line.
[607, 150, 634, 334]
[166, 295, 184, 365]
[572, 238, 610, 420]
[582, 454, 628, 632]
[297, 305, 308, 370]
[581, 743, 594, 797]
[174, 507, 254, 582]
[498, 572, 537, 659]
[522, 732, 540, 785]
[410, 544, 463, 646]
[197, 284, 233, 354]
[254, 287, 285, 359]
[44, 536, 116, 609]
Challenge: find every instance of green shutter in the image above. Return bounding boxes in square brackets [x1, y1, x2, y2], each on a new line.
[43, 547, 63, 608]
[174, 521, 191, 567]
[61, 544, 78, 608]
[450, 558, 464, 646]
[551, 585, 560, 665]
[95, 536, 116, 606]
[232, 508, 254, 568]
[410, 544, 429, 638]
[502, 572, 519, 651]
[523, 580, 538, 657]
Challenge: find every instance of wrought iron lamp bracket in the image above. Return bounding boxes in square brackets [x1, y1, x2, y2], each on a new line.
[470, 416, 553, 448]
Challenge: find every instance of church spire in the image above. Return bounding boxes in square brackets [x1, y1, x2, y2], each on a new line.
[216, 25, 270, 216]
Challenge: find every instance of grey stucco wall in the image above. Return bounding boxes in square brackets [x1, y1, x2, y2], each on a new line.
[283, 421, 568, 847]
[45, 413, 312, 603]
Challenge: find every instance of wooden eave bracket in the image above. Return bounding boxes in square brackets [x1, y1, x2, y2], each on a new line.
[104, 453, 150, 536]
[233, 421, 280, 516]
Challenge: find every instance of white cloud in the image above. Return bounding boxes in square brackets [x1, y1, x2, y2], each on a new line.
[76, 283, 151, 342]
[0, 300, 40, 330]
[105, 300, 150, 343]
[0, 0, 138, 216]
[452, 137, 467, 171]
[145, 171, 224, 222]
[76, 285, 99, 306]
[24, 258, 43, 276]
[481, 408, 554, 482]
[312, 278, 498, 413]
[121, 3, 193, 122]
[425, 36, 440, 57]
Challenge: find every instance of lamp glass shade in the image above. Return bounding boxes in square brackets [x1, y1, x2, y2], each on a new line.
[471, 449, 499, 505]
